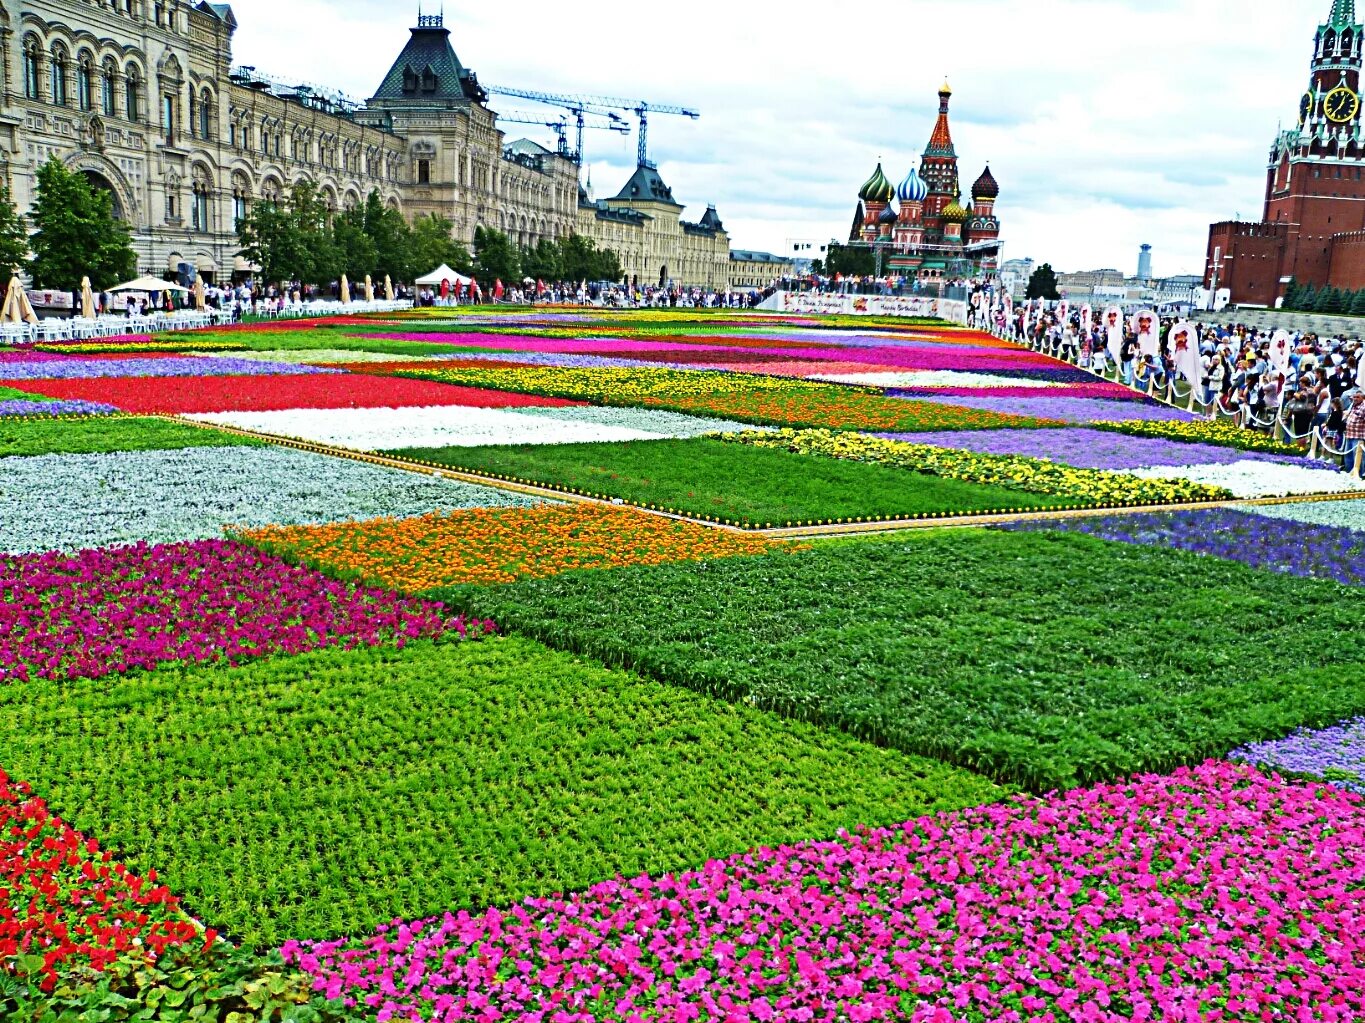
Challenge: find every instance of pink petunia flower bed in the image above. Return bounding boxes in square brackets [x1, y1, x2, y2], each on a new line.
[0, 539, 492, 684]
[283, 761, 1365, 1022]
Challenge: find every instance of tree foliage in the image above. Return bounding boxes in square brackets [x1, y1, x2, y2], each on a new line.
[473, 226, 520, 285]
[0, 182, 30, 278]
[823, 244, 876, 278]
[1026, 263, 1060, 300]
[27, 157, 136, 290]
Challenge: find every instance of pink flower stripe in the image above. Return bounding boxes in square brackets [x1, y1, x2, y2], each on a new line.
[283, 762, 1365, 1023]
[0, 540, 493, 684]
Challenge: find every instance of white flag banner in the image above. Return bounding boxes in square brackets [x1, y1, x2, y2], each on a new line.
[1131, 310, 1160, 359]
[1080, 305, 1093, 333]
[1057, 300, 1070, 325]
[1170, 321, 1201, 388]
[1104, 306, 1125, 363]
[1003, 295, 1014, 324]
[1269, 330, 1294, 372]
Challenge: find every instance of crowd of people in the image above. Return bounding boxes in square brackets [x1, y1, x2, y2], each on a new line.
[1007, 305, 1365, 470]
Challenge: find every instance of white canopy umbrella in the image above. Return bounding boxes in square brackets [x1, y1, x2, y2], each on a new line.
[80, 276, 96, 318]
[340, 274, 351, 304]
[363, 274, 374, 301]
[415, 264, 472, 287]
[110, 276, 189, 293]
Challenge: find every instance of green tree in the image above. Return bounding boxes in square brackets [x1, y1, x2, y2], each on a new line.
[473, 226, 520, 285]
[0, 182, 29, 277]
[1281, 279, 1301, 310]
[559, 233, 621, 283]
[408, 214, 472, 280]
[361, 190, 410, 283]
[520, 238, 563, 283]
[1315, 285, 1339, 313]
[27, 156, 135, 290]
[237, 180, 339, 287]
[332, 206, 377, 283]
[1351, 288, 1365, 316]
[823, 243, 875, 277]
[1026, 263, 1060, 300]
[1297, 283, 1317, 311]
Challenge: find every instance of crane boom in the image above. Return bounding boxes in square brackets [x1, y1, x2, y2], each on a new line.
[486, 84, 700, 167]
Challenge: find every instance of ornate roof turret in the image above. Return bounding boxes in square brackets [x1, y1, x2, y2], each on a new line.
[897, 167, 928, 203]
[971, 165, 999, 201]
[858, 162, 895, 203]
[699, 204, 724, 231]
[878, 202, 898, 224]
[926, 85, 956, 157]
[370, 12, 486, 106]
[941, 196, 969, 223]
[1328, 0, 1357, 27]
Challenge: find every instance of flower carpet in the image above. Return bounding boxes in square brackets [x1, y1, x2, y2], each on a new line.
[4, 308, 1365, 1022]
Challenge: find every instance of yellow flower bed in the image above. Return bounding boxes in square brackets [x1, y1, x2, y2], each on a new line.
[723, 429, 1235, 506]
[1097, 419, 1306, 456]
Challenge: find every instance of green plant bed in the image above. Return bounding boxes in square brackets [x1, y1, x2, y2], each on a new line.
[0, 415, 260, 458]
[0, 636, 1001, 949]
[386, 438, 1066, 526]
[446, 530, 1365, 793]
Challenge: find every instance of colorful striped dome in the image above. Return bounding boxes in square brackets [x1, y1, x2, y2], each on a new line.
[878, 202, 899, 224]
[858, 162, 895, 203]
[941, 197, 969, 223]
[897, 167, 928, 203]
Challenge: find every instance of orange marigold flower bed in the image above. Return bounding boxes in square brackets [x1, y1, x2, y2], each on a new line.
[240, 505, 782, 591]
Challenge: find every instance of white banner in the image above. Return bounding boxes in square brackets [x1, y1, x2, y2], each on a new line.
[1170, 321, 1201, 387]
[1104, 306, 1124, 364]
[1269, 330, 1294, 373]
[762, 291, 969, 323]
[1131, 309, 1159, 359]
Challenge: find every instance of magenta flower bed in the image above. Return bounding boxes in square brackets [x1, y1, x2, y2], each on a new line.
[0, 539, 491, 683]
[283, 761, 1365, 1023]
[901, 393, 1199, 423]
[895, 383, 1142, 401]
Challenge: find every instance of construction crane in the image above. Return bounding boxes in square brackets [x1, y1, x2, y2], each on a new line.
[486, 84, 699, 168]
[495, 109, 628, 161]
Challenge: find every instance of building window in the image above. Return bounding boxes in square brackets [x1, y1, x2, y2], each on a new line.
[165, 190, 177, 220]
[77, 56, 93, 111]
[125, 69, 141, 121]
[417, 159, 431, 184]
[22, 41, 39, 100]
[188, 93, 197, 137]
[162, 94, 174, 141]
[199, 94, 211, 139]
[233, 188, 248, 229]
[229, 122, 237, 147]
[50, 47, 67, 106]
[191, 182, 210, 232]
[102, 61, 117, 115]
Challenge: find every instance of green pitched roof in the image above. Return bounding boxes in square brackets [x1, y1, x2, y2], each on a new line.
[371, 19, 483, 105]
[612, 164, 680, 206]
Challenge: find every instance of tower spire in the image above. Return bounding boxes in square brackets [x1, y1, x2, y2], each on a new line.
[1330, 0, 1357, 27]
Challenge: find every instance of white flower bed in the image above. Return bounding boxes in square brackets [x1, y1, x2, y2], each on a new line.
[1244, 497, 1365, 531]
[195, 349, 438, 364]
[1131, 460, 1365, 499]
[0, 446, 536, 553]
[186, 406, 675, 450]
[812, 371, 1063, 389]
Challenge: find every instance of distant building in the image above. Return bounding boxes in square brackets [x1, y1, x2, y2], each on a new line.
[847, 82, 1002, 282]
[1137, 244, 1153, 281]
[1056, 269, 1126, 300]
[728, 250, 794, 290]
[1205, 0, 1365, 304]
[998, 257, 1033, 298]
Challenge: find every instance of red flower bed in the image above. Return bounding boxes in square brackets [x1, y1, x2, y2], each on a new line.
[0, 765, 201, 992]
[0, 375, 585, 414]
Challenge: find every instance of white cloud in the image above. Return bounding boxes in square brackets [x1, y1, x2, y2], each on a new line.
[227, 0, 1328, 275]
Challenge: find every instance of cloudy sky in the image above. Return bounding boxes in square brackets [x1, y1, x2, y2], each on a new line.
[228, 0, 1332, 277]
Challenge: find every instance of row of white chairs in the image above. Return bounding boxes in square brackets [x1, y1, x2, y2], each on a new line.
[263, 299, 413, 320]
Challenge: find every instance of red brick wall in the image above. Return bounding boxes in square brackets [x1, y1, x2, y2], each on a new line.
[1206, 221, 1287, 305]
[1328, 231, 1365, 289]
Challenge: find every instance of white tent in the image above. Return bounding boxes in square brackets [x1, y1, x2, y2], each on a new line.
[110, 275, 190, 293]
[415, 264, 472, 287]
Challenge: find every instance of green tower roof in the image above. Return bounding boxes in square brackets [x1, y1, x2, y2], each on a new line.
[1328, 0, 1357, 26]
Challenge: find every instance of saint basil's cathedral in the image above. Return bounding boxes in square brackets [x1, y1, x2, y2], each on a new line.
[847, 82, 1002, 280]
[1207, 0, 1365, 304]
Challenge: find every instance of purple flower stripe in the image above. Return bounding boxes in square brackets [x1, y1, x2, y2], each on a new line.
[901, 393, 1199, 423]
[282, 761, 1365, 1022]
[0, 357, 343, 379]
[878, 427, 1324, 470]
[1232, 719, 1365, 795]
[1003, 507, 1365, 587]
[440, 350, 674, 371]
[0, 399, 118, 417]
[0, 539, 495, 685]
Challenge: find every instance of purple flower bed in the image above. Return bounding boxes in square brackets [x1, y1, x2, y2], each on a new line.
[1232, 720, 1365, 794]
[0, 399, 118, 416]
[0, 357, 342, 379]
[878, 427, 1316, 470]
[283, 762, 1365, 1023]
[1003, 507, 1365, 587]
[901, 393, 1198, 423]
[0, 539, 492, 684]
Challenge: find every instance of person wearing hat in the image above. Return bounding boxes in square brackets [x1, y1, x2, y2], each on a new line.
[1346, 391, 1365, 474]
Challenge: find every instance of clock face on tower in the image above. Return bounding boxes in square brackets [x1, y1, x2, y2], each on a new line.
[1301, 91, 1314, 125]
[1324, 86, 1361, 123]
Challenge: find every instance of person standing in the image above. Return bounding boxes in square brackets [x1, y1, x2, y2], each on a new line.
[1346, 392, 1365, 473]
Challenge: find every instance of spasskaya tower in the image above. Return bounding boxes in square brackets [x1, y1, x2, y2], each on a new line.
[1205, 0, 1365, 305]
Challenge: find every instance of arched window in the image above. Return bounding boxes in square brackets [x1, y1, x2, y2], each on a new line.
[50, 45, 67, 106]
[162, 93, 174, 141]
[22, 39, 40, 100]
[77, 54, 93, 110]
[191, 173, 210, 233]
[199, 91, 211, 139]
[188, 91, 197, 138]
[101, 59, 117, 115]
[125, 66, 141, 121]
[232, 176, 250, 229]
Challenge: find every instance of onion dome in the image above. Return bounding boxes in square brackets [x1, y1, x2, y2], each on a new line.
[897, 167, 928, 203]
[858, 162, 895, 203]
[941, 196, 969, 223]
[878, 203, 898, 225]
[939, 79, 953, 96]
[972, 165, 999, 201]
